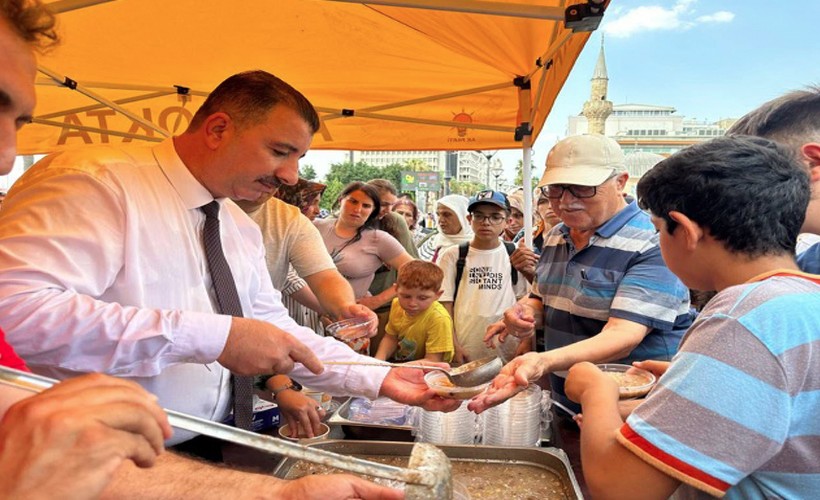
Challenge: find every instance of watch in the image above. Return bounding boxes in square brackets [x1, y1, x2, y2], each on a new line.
[270, 378, 302, 398]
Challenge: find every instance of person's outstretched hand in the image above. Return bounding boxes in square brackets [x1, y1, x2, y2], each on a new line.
[0, 373, 171, 500]
[468, 352, 545, 413]
[379, 360, 461, 412]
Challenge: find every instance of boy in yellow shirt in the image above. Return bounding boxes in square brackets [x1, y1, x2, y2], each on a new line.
[374, 260, 454, 362]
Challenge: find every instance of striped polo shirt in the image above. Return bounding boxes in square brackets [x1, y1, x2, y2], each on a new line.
[619, 271, 820, 498]
[532, 201, 692, 406]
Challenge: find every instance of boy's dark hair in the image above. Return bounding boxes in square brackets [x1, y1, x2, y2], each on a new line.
[637, 135, 810, 257]
[1, 0, 59, 51]
[332, 181, 382, 228]
[396, 260, 443, 292]
[188, 70, 320, 133]
[727, 86, 820, 152]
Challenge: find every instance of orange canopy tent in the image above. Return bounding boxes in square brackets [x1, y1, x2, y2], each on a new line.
[22, 0, 606, 154]
[22, 0, 608, 242]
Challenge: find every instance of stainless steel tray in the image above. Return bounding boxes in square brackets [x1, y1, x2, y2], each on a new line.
[327, 397, 415, 441]
[273, 440, 583, 499]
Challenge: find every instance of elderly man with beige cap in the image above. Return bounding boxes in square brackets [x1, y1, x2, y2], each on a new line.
[470, 134, 693, 414]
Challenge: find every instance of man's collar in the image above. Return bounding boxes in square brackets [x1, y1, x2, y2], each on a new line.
[152, 138, 215, 210]
[595, 200, 642, 238]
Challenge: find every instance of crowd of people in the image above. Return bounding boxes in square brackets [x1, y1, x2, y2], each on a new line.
[1, 0, 819, 499]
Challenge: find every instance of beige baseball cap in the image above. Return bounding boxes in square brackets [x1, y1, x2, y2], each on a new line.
[538, 134, 625, 187]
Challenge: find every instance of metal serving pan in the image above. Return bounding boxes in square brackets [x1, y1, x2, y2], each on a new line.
[273, 440, 583, 499]
[327, 397, 415, 442]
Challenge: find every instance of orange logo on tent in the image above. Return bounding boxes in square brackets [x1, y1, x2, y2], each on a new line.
[451, 110, 474, 138]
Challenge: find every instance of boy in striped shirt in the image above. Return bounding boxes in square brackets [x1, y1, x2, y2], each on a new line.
[563, 135, 820, 499]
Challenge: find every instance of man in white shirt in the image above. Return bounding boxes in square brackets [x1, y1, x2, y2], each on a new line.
[0, 57, 454, 495]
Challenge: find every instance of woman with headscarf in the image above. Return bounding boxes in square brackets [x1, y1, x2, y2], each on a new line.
[417, 194, 473, 263]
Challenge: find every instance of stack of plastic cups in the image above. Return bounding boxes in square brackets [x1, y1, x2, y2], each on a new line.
[481, 384, 542, 447]
[416, 401, 477, 445]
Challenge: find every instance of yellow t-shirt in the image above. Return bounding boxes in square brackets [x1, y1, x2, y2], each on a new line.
[385, 299, 454, 363]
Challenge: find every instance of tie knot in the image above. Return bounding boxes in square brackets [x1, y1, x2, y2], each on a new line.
[200, 200, 220, 219]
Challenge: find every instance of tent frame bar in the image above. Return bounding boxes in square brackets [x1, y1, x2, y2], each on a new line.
[37, 65, 171, 138]
[322, 0, 565, 20]
[36, 90, 176, 120]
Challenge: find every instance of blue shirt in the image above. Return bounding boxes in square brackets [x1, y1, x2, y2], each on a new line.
[797, 242, 820, 274]
[533, 201, 692, 405]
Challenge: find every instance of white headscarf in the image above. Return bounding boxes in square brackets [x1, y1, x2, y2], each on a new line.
[432, 194, 473, 247]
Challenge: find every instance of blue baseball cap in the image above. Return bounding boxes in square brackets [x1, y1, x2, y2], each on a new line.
[468, 190, 510, 212]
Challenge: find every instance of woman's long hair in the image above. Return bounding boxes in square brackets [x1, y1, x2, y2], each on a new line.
[332, 181, 382, 248]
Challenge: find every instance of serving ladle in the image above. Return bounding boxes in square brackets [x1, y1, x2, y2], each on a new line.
[0, 366, 452, 499]
[324, 356, 504, 387]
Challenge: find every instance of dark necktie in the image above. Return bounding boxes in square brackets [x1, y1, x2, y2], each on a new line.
[200, 200, 254, 431]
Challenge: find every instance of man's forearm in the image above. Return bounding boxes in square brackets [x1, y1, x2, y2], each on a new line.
[305, 270, 355, 318]
[102, 452, 283, 499]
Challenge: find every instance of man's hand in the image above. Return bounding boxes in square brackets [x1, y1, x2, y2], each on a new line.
[484, 303, 536, 345]
[564, 362, 619, 405]
[0, 374, 172, 500]
[336, 303, 379, 337]
[272, 389, 326, 439]
[272, 473, 404, 499]
[378, 361, 461, 412]
[468, 352, 546, 413]
[510, 242, 538, 282]
[219, 317, 323, 376]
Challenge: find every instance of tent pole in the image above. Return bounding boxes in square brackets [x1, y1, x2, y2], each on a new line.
[516, 80, 534, 249]
[320, 0, 565, 20]
[38, 66, 171, 138]
[36, 91, 175, 120]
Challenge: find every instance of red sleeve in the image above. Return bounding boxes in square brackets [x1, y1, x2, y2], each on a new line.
[0, 328, 29, 371]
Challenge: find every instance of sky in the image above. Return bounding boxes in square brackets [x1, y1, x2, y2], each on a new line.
[301, 0, 820, 184]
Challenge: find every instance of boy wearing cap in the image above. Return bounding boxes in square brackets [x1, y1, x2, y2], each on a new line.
[438, 190, 528, 363]
[473, 135, 691, 414]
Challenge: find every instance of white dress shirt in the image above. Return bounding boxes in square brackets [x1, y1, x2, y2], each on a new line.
[0, 139, 388, 444]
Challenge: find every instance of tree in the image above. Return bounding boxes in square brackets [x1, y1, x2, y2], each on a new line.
[299, 164, 317, 181]
[321, 160, 404, 206]
[320, 178, 344, 210]
[514, 159, 540, 191]
[448, 180, 486, 197]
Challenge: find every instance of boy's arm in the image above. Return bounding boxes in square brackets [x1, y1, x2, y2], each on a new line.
[422, 352, 445, 362]
[564, 362, 680, 499]
[374, 335, 398, 361]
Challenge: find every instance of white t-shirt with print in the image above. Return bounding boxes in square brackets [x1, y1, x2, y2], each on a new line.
[439, 242, 527, 361]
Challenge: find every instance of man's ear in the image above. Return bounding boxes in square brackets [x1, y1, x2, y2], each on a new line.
[435, 289, 444, 300]
[202, 112, 232, 150]
[668, 210, 703, 251]
[466, 214, 473, 224]
[801, 143, 820, 182]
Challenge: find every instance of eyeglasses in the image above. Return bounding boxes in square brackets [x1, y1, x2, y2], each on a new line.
[471, 213, 507, 225]
[540, 173, 618, 199]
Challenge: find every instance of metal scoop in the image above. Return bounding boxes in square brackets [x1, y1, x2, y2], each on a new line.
[0, 366, 451, 499]
[324, 356, 503, 387]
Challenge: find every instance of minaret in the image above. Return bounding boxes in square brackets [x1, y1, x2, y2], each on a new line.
[582, 36, 613, 135]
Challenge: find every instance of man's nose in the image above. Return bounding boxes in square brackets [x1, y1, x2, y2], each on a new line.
[275, 159, 300, 186]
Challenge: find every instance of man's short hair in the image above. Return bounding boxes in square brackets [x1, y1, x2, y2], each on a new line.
[396, 260, 443, 292]
[1, 0, 58, 51]
[188, 70, 320, 133]
[366, 179, 398, 197]
[637, 135, 810, 257]
[727, 86, 820, 151]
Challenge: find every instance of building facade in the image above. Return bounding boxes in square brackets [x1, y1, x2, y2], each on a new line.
[351, 150, 491, 186]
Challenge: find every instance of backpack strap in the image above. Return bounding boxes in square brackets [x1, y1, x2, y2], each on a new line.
[503, 241, 519, 287]
[452, 242, 470, 304]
